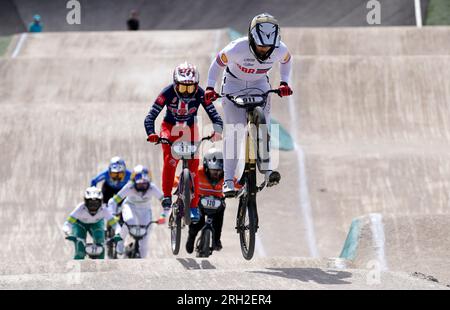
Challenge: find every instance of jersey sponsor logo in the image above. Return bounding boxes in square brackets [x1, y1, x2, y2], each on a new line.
[244, 58, 255, 62]
[216, 53, 227, 67]
[167, 101, 197, 117]
[156, 94, 165, 106]
[237, 64, 270, 74]
[282, 52, 291, 63]
[221, 53, 228, 64]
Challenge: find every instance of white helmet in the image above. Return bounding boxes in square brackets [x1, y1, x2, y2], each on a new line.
[132, 165, 151, 192]
[84, 186, 103, 215]
[248, 13, 281, 62]
[173, 62, 199, 98]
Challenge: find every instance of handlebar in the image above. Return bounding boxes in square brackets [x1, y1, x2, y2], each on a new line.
[217, 89, 280, 99]
[156, 135, 213, 146]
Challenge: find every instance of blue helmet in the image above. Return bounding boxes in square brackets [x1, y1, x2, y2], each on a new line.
[132, 165, 151, 192]
[109, 156, 126, 182]
[33, 14, 41, 22]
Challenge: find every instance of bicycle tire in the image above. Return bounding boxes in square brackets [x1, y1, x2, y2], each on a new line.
[182, 168, 192, 226]
[237, 189, 257, 260]
[170, 210, 182, 255]
[200, 228, 212, 258]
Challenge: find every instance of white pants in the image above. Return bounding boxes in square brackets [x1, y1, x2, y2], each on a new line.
[117, 202, 153, 258]
[221, 73, 272, 181]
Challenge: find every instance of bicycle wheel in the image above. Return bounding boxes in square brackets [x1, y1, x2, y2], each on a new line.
[200, 228, 212, 258]
[170, 209, 182, 255]
[182, 168, 192, 226]
[237, 188, 257, 260]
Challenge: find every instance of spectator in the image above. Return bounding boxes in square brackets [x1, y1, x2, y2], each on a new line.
[29, 14, 43, 33]
[127, 10, 140, 31]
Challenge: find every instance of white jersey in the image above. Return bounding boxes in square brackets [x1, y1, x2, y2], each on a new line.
[207, 37, 292, 88]
[108, 181, 163, 214]
[66, 203, 117, 225]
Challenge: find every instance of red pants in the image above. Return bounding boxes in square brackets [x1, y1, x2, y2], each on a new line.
[160, 121, 199, 209]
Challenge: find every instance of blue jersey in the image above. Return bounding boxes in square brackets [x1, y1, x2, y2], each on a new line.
[144, 84, 223, 135]
[90, 169, 131, 190]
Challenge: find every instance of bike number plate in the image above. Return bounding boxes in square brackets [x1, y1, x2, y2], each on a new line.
[201, 197, 221, 209]
[172, 142, 197, 156]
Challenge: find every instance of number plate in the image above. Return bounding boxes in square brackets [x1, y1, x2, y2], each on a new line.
[201, 197, 222, 209]
[172, 142, 197, 156]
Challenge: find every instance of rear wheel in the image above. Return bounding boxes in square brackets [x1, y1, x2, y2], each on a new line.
[182, 168, 192, 226]
[170, 209, 182, 255]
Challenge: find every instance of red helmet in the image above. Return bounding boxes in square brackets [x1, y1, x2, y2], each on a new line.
[173, 62, 199, 98]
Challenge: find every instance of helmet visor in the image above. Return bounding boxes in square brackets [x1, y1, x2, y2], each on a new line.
[208, 169, 223, 182]
[135, 180, 149, 191]
[86, 199, 102, 213]
[250, 23, 280, 47]
[110, 171, 125, 181]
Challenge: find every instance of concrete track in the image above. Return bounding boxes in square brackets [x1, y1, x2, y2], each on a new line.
[1, 26, 449, 289]
[1, 0, 428, 35]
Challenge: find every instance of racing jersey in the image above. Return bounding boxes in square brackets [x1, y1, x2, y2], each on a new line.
[63, 203, 120, 234]
[108, 181, 163, 214]
[144, 84, 223, 135]
[90, 169, 132, 190]
[207, 37, 292, 87]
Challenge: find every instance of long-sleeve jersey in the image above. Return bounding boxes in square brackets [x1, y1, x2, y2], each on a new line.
[63, 203, 120, 234]
[207, 37, 292, 88]
[144, 84, 223, 135]
[90, 169, 132, 190]
[108, 181, 163, 214]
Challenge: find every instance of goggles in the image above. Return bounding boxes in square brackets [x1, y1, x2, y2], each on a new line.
[176, 83, 196, 94]
[110, 171, 125, 181]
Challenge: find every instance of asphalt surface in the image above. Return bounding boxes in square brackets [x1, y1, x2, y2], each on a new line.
[0, 26, 449, 289]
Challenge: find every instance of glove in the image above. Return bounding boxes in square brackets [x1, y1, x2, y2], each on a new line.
[62, 224, 71, 236]
[147, 133, 159, 143]
[278, 82, 293, 97]
[158, 213, 166, 225]
[210, 131, 222, 142]
[204, 87, 219, 104]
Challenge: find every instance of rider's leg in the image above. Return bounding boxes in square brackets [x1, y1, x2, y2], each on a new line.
[90, 220, 106, 259]
[186, 212, 205, 254]
[136, 207, 152, 258]
[71, 222, 87, 259]
[161, 121, 179, 200]
[117, 203, 133, 255]
[212, 208, 225, 249]
[221, 75, 247, 186]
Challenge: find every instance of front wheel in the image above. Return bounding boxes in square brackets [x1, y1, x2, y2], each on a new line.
[182, 168, 192, 226]
[170, 209, 182, 255]
[198, 228, 212, 258]
[237, 195, 257, 260]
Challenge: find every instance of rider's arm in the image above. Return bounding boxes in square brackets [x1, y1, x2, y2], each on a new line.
[144, 89, 168, 135]
[200, 89, 223, 133]
[104, 208, 121, 235]
[107, 183, 130, 214]
[206, 41, 237, 89]
[62, 204, 82, 234]
[279, 45, 292, 84]
[150, 182, 164, 201]
[90, 170, 108, 187]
